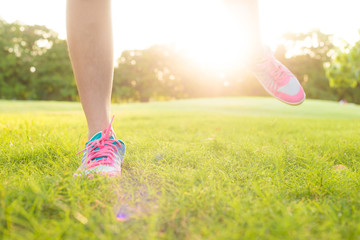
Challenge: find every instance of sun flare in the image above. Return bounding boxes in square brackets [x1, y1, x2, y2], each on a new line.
[1, 0, 359, 70]
[112, 0, 249, 71]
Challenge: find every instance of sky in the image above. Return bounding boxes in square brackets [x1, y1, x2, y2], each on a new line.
[0, 0, 359, 62]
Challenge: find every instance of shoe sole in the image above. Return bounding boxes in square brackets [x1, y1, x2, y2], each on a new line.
[73, 161, 123, 179]
[74, 170, 121, 179]
[87, 171, 121, 179]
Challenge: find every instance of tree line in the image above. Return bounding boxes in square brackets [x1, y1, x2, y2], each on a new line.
[0, 19, 359, 103]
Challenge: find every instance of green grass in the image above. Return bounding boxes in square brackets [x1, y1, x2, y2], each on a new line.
[1, 97, 360, 239]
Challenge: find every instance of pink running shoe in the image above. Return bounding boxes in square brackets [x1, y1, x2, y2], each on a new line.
[251, 47, 305, 105]
[74, 115, 125, 178]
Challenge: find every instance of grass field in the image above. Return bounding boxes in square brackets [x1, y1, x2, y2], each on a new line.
[1, 97, 360, 239]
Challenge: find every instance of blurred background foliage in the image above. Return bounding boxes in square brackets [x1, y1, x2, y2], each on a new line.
[0, 19, 359, 103]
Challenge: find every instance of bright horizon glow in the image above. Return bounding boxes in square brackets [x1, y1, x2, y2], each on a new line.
[0, 0, 359, 70]
[161, 1, 248, 69]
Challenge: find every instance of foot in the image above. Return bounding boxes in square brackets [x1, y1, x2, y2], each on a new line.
[74, 115, 126, 178]
[251, 47, 305, 105]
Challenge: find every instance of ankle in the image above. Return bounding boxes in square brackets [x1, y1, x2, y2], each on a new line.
[88, 130, 100, 140]
[86, 116, 111, 140]
[88, 127, 116, 140]
[88, 124, 109, 140]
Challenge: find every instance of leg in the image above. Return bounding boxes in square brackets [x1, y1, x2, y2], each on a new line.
[66, 0, 114, 139]
[223, 0, 305, 105]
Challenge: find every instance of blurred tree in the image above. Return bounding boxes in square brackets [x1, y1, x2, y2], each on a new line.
[113, 45, 185, 102]
[31, 39, 76, 100]
[325, 38, 360, 101]
[0, 20, 76, 101]
[0, 19, 62, 99]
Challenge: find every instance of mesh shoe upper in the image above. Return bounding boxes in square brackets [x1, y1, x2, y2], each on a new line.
[251, 47, 305, 105]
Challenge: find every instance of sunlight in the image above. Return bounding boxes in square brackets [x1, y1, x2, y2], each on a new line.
[112, 0, 249, 70]
[180, 8, 247, 71]
[1, 0, 360, 68]
[121, 0, 249, 71]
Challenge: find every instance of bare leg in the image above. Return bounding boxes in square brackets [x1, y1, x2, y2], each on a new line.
[66, 0, 114, 139]
[224, 0, 305, 105]
[223, 0, 263, 60]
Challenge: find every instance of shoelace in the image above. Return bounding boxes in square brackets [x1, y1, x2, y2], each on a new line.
[258, 55, 291, 92]
[77, 115, 122, 168]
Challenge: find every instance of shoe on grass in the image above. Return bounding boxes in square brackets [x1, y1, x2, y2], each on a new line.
[74, 116, 125, 178]
[251, 47, 305, 105]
